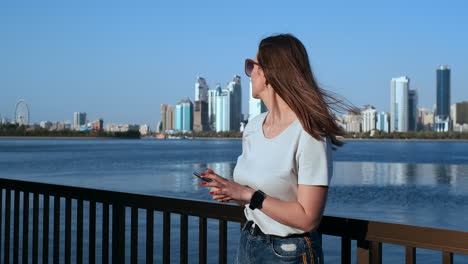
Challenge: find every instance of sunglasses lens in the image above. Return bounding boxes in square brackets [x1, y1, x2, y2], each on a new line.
[245, 60, 253, 77]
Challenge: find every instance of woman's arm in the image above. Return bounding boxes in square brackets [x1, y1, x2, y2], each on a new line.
[202, 171, 328, 232]
[258, 184, 328, 231]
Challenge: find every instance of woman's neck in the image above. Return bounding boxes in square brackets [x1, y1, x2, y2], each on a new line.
[261, 88, 296, 126]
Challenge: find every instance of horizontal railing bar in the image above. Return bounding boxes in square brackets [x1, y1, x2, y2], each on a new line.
[0, 178, 243, 222]
[318, 216, 468, 255]
[2, 177, 468, 257]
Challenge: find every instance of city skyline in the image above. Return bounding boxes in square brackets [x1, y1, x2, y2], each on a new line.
[1, 1, 467, 125]
[2, 69, 468, 130]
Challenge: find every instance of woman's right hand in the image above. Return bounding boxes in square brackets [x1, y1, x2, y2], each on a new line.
[211, 187, 247, 205]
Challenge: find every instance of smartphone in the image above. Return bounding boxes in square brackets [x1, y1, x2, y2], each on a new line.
[193, 172, 213, 182]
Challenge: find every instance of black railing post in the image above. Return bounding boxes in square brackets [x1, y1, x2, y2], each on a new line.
[103, 203, 110, 264]
[22, 191, 30, 264]
[112, 204, 125, 264]
[13, 190, 19, 264]
[162, 212, 171, 264]
[4, 189, 11, 264]
[0, 188, 3, 263]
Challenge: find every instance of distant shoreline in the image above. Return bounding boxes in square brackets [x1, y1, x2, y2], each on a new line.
[0, 136, 116, 139]
[1, 136, 467, 142]
[341, 138, 468, 142]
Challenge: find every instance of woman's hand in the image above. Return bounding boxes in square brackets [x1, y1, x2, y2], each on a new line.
[201, 168, 255, 205]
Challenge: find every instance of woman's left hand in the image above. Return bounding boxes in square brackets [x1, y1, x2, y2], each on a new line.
[201, 168, 255, 203]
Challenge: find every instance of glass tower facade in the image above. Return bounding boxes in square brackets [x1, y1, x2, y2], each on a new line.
[390, 76, 409, 132]
[408, 89, 418, 131]
[435, 65, 451, 132]
[226, 75, 242, 131]
[436, 66, 451, 119]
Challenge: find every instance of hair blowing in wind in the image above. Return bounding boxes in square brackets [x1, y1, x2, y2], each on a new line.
[257, 33, 353, 146]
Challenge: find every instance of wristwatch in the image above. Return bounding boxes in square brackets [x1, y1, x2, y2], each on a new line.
[249, 190, 266, 210]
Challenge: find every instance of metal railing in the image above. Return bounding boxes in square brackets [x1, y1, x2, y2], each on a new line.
[1, 178, 467, 264]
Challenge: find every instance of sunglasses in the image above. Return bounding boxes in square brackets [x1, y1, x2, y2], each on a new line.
[245, 59, 260, 77]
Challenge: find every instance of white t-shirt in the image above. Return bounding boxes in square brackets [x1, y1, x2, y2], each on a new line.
[233, 112, 333, 237]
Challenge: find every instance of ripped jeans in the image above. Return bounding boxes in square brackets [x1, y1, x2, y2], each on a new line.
[235, 221, 324, 264]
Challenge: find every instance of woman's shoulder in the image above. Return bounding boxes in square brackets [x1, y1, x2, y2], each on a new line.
[243, 112, 268, 135]
[296, 126, 328, 149]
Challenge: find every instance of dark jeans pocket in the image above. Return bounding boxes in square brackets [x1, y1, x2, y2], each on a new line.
[270, 237, 306, 262]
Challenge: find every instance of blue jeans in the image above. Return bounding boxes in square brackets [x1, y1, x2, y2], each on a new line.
[235, 222, 324, 263]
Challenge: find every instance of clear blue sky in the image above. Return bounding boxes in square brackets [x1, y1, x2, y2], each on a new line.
[1, 0, 467, 126]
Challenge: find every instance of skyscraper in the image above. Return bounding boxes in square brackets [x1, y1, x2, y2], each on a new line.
[451, 102, 468, 125]
[175, 99, 193, 132]
[160, 104, 168, 132]
[195, 77, 209, 102]
[435, 65, 451, 132]
[166, 105, 174, 131]
[193, 77, 210, 131]
[207, 85, 221, 130]
[226, 75, 242, 131]
[193, 101, 209, 132]
[175, 104, 183, 131]
[376, 112, 390, 132]
[417, 108, 434, 131]
[215, 89, 231, 132]
[248, 80, 267, 121]
[181, 100, 193, 132]
[361, 105, 376, 132]
[73, 112, 86, 130]
[408, 89, 418, 131]
[340, 111, 361, 133]
[390, 76, 409, 132]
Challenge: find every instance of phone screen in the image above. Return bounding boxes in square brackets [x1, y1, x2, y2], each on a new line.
[193, 172, 213, 182]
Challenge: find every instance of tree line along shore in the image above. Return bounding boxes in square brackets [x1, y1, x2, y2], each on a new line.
[2, 124, 468, 140]
[0, 124, 140, 139]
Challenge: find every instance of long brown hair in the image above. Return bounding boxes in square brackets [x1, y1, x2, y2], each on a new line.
[257, 34, 352, 147]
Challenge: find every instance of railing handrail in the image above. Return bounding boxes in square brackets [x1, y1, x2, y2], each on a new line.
[1, 177, 468, 260]
[0, 177, 244, 222]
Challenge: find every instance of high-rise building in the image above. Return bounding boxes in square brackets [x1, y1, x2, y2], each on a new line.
[361, 105, 376, 132]
[376, 112, 390, 132]
[183, 100, 193, 132]
[193, 101, 210, 132]
[160, 104, 168, 132]
[248, 80, 267, 121]
[408, 89, 418, 131]
[195, 77, 209, 102]
[175, 104, 183, 131]
[340, 111, 361, 133]
[417, 108, 434, 131]
[155, 121, 162, 133]
[73, 112, 86, 130]
[451, 102, 468, 125]
[435, 65, 451, 132]
[193, 77, 210, 131]
[215, 89, 231, 132]
[390, 76, 409, 132]
[165, 105, 174, 131]
[175, 99, 193, 132]
[226, 75, 242, 131]
[207, 85, 221, 130]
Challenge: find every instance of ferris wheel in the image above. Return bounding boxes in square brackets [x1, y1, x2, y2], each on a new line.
[15, 99, 30, 126]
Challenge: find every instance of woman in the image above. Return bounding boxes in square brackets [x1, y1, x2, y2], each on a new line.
[200, 34, 347, 263]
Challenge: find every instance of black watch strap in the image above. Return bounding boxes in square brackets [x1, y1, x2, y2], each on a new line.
[249, 190, 266, 210]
